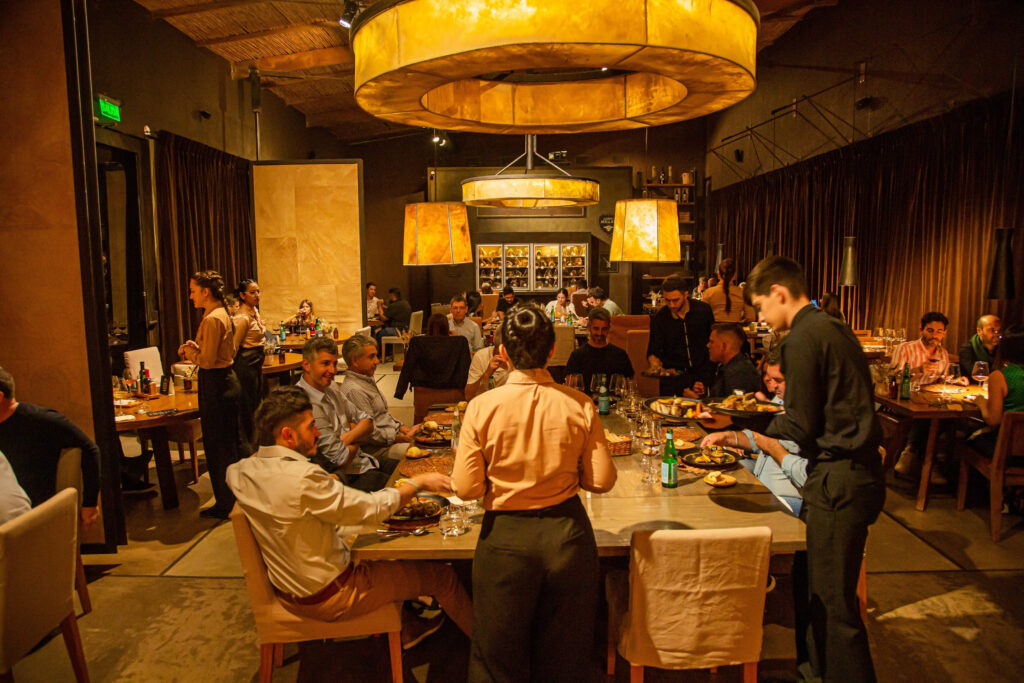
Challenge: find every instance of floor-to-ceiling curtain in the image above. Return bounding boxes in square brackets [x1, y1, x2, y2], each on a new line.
[708, 92, 1023, 346]
[155, 132, 254, 366]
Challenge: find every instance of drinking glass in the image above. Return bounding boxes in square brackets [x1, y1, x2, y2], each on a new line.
[971, 361, 990, 390]
[564, 373, 584, 392]
[590, 373, 608, 398]
[439, 507, 468, 537]
[896, 328, 907, 344]
[609, 374, 626, 398]
[943, 366, 962, 405]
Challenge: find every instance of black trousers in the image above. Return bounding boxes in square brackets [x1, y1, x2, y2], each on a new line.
[347, 456, 398, 492]
[795, 458, 886, 683]
[198, 367, 245, 513]
[233, 346, 264, 450]
[469, 496, 599, 683]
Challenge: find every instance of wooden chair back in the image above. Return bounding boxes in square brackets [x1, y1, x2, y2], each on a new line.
[608, 315, 650, 351]
[548, 324, 577, 367]
[480, 294, 499, 319]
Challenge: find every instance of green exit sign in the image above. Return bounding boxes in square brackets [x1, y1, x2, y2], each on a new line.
[95, 95, 121, 125]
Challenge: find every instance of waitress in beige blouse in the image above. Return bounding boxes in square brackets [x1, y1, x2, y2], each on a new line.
[233, 279, 265, 447]
[454, 305, 616, 682]
[178, 270, 245, 519]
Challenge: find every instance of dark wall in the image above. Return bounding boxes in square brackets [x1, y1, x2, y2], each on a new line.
[87, 0, 346, 161]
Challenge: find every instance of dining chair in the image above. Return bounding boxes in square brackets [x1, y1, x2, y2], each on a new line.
[430, 303, 451, 318]
[606, 527, 771, 682]
[956, 411, 1024, 542]
[480, 294, 499, 319]
[56, 448, 91, 615]
[0, 488, 90, 682]
[229, 506, 403, 683]
[547, 324, 576, 368]
[412, 387, 465, 423]
[408, 310, 424, 335]
[625, 329, 659, 398]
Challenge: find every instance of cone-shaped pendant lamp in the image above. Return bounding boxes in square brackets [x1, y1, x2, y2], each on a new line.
[403, 202, 472, 265]
[838, 236, 858, 286]
[986, 227, 1016, 299]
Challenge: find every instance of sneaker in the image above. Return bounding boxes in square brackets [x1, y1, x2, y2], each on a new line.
[401, 613, 446, 650]
[893, 448, 916, 476]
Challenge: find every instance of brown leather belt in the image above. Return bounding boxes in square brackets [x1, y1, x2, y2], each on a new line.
[278, 564, 353, 606]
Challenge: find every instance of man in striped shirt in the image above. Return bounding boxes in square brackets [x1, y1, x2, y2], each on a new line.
[890, 311, 951, 479]
[889, 311, 950, 380]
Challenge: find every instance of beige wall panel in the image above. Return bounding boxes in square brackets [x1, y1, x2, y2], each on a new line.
[254, 163, 363, 333]
[0, 0, 94, 436]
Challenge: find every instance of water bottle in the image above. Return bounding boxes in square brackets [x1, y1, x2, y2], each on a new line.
[598, 385, 610, 415]
[279, 322, 286, 343]
[661, 429, 678, 488]
[899, 362, 911, 400]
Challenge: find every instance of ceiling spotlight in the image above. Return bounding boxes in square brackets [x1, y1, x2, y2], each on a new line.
[600, 66, 608, 71]
[338, 0, 358, 28]
[431, 129, 441, 143]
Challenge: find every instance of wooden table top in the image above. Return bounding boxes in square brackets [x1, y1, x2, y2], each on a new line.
[263, 352, 303, 374]
[113, 391, 199, 431]
[350, 410, 805, 560]
[874, 387, 981, 419]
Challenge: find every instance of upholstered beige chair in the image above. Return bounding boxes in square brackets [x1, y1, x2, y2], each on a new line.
[0, 488, 89, 682]
[229, 506, 403, 683]
[547, 324, 577, 368]
[56, 448, 91, 614]
[606, 527, 772, 682]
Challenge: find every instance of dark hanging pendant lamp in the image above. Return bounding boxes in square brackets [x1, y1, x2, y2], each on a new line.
[838, 236, 858, 287]
[986, 227, 1016, 299]
[715, 243, 725, 270]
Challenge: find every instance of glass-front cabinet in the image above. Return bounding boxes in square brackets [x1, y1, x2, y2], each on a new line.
[532, 245, 560, 291]
[560, 244, 587, 286]
[475, 242, 588, 292]
[476, 245, 503, 287]
[503, 245, 530, 291]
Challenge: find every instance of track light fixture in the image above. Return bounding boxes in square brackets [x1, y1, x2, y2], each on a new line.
[338, 0, 358, 29]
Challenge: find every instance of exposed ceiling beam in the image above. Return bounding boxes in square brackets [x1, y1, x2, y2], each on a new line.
[153, 0, 336, 19]
[231, 46, 354, 78]
[196, 20, 342, 47]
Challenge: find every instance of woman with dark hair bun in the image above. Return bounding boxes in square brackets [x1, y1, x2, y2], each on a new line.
[819, 292, 847, 323]
[177, 269, 247, 519]
[233, 279, 265, 448]
[454, 304, 617, 681]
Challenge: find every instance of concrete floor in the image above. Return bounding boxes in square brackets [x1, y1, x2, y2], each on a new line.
[14, 365, 1024, 681]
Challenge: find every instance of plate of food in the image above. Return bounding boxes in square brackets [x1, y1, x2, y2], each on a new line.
[707, 393, 784, 417]
[399, 456, 455, 478]
[646, 396, 702, 421]
[403, 446, 433, 460]
[665, 426, 704, 443]
[382, 493, 449, 530]
[642, 367, 678, 377]
[679, 445, 741, 470]
[703, 471, 737, 487]
[415, 421, 453, 446]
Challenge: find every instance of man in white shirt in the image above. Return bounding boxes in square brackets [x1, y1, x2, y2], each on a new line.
[465, 327, 510, 400]
[587, 286, 623, 316]
[338, 334, 418, 461]
[297, 337, 396, 492]
[0, 450, 30, 525]
[226, 386, 472, 645]
[889, 311, 950, 379]
[448, 295, 483, 351]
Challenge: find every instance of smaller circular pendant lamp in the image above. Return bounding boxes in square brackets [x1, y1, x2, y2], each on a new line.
[462, 135, 599, 208]
[403, 202, 472, 265]
[609, 199, 680, 262]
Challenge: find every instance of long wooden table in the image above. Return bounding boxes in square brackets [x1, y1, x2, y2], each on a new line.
[113, 392, 200, 509]
[351, 412, 806, 559]
[875, 386, 982, 510]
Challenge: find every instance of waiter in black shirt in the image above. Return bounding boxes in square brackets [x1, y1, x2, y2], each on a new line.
[646, 276, 715, 396]
[746, 257, 884, 683]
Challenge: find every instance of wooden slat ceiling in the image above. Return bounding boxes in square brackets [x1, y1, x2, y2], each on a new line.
[132, 0, 836, 143]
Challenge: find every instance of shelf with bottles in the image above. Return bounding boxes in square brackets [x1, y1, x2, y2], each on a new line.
[560, 244, 587, 285]
[503, 245, 531, 291]
[533, 244, 560, 291]
[476, 245, 503, 287]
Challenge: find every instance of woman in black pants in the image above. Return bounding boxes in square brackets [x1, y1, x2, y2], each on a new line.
[233, 278, 265, 448]
[178, 270, 246, 519]
[453, 305, 617, 681]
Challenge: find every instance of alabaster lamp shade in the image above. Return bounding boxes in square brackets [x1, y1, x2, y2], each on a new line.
[403, 202, 472, 265]
[609, 199, 680, 262]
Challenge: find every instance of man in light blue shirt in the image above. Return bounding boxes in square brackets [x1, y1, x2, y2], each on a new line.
[701, 355, 807, 515]
[296, 337, 397, 492]
[448, 295, 483, 351]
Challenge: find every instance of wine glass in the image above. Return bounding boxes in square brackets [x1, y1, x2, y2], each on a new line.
[589, 373, 608, 399]
[565, 373, 584, 392]
[609, 374, 625, 400]
[943, 366, 961, 405]
[971, 361, 989, 394]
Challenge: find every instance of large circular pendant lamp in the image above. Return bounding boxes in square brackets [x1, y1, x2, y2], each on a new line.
[349, 0, 759, 134]
[462, 135, 599, 208]
[403, 202, 473, 265]
[609, 199, 680, 262]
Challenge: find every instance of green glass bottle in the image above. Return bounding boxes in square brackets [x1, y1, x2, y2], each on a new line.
[661, 428, 678, 488]
[899, 362, 911, 400]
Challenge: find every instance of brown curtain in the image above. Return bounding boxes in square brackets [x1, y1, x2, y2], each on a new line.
[708, 93, 1023, 347]
[155, 132, 254, 366]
